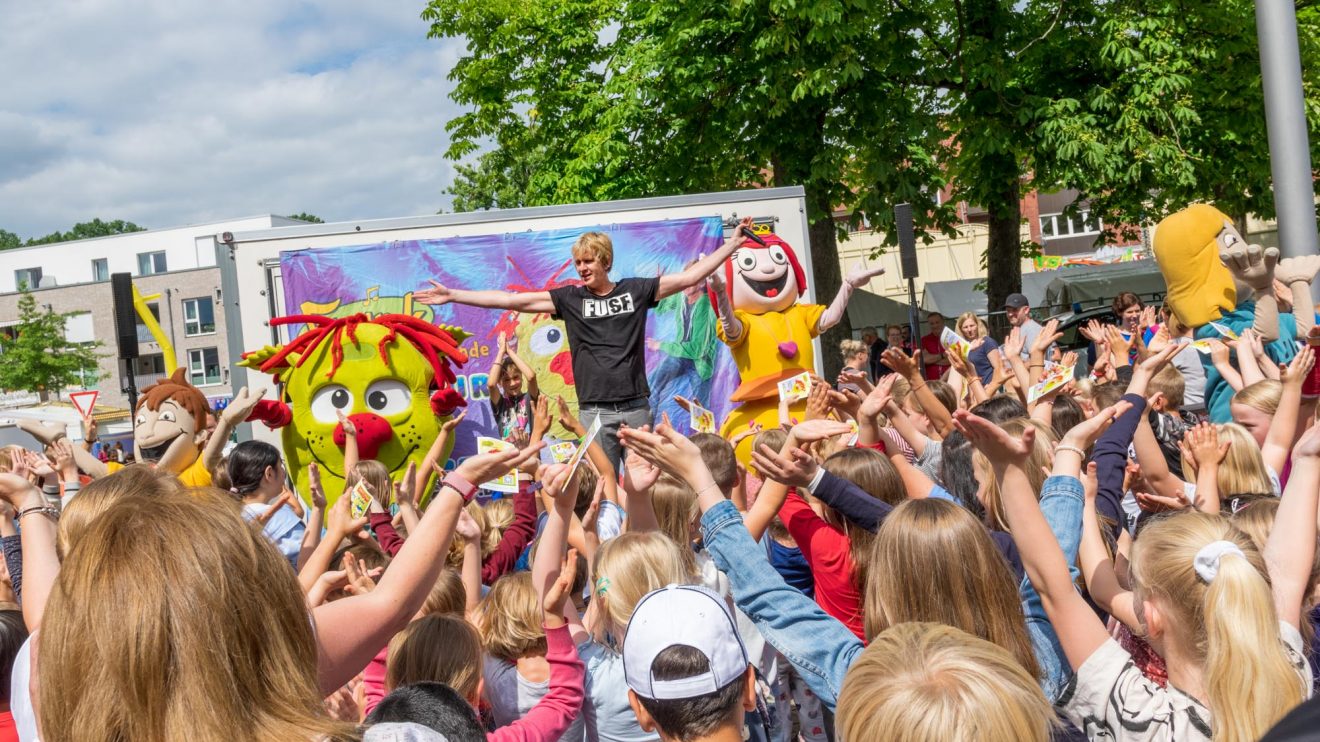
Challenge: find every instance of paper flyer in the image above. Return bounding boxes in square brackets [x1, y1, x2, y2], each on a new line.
[1191, 339, 1216, 355]
[1027, 364, 1075, 403]
[349, 480, 373, 520]
[690, 403, 716, 434]
[846, 419, 859, 447]
[549, 440, 578, 464]
[1207, 322, 1238, 341]
[476, 437, 520, 494]
[939, 327, 971, 358]
[565, 414, 603, 478]
[777, 372, 811, 403]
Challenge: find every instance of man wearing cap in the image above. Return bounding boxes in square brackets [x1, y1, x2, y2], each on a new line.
[1004, 293, 1047, 361]
[624, 584, 761, 742]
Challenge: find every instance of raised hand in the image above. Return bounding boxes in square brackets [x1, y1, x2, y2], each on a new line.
[1001, 328, 1025, 359]
[954, 410, 1035, 467]
[859, 373, 897, 420]
[618, 423, 705, 484]
[789, 419, 854, 444]
[881, 347, 918, 378]
[455, 508, 482, 543]
[1275, 255, 1320, 286]
[1059, 401, 1132, 450]
[749, 444, 818, 489]
[1281, 345, 1316, 386]
[454, 442, 544, 487]
[50, 438, 76, 476]
[1220, 238, 1279, 292]
[845, 263, 886, 289]
[1180, 423, 1228, 470]
[327, 485, 369, 539]
[1031, 319, 1062, 356]
[308, 462, 327, 509]
[222, 386, 267, 425]
[543, 548, 580, 617]
[414, 279, 454, 306]
[621, 432, 662, 496]
[804, 381, 833, 421]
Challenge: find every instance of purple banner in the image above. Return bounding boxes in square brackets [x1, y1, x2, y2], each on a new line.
[278, 216, 735, 462]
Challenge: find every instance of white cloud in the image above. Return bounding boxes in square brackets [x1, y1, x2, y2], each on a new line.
[0, 0, 469, 236]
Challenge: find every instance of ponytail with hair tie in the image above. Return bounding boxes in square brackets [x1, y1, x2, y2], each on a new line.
[1193, 540, 1245, 583]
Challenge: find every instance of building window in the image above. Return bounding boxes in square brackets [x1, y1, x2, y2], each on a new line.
[188, 347, 221, 386]
[1039, 211, 1101, 240]
[134, 353, 167, 376]
[137, 251, 168, 276]
[183, 297, 216, 336]
[14, 268, 42, 290]
[136, 303, 161, 344]
[91, 258, 109, 282]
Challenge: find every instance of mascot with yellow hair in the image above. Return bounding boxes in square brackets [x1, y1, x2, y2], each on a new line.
[1154, 204, 1320, 421]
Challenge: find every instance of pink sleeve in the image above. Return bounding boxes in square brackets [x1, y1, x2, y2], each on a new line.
[487, 623, 585, 742]
[361, 644, 390, 717]
[481, 486, 538, 584]
[368, 512, 404, 557]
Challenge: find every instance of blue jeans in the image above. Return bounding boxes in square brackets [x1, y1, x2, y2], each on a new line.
[578, 401, 653, 474]
[701, 500, 862, 711]
[1028, 475, 1085, 703]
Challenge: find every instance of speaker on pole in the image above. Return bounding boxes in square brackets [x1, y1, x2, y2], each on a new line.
[111, 273, 139, 361]
[895, 203, 919, 279]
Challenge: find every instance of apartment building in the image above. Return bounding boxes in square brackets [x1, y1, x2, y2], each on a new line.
[0, 215, 304, 412]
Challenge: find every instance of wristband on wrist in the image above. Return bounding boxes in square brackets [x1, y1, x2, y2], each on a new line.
[441, 472, 479, 504]
[17, 505, 59, 522]
[1056, 444, 1087, 460]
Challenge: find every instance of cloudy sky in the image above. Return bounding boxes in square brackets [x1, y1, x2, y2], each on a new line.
[0, 0, 470, 238]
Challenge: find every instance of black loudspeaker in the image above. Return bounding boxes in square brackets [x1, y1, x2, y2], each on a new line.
[895, 203, 918, 279]
[111, 273, 139, 360]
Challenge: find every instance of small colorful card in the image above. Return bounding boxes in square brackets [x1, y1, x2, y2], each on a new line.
[349, 480, 373, 520]
[845, 419, 860, 447]
[1207, 322, 1238, 341]
[939, 327, 972, 358]
[778, 372, 811, 403]
[549, 440, 578, 464]
[1027, 364, 1075, 403]
[565, 414, 603, 479]
[476, 437, 519, 494]
[1192, 339, 1217, 355]
[690, 403, 716, 434]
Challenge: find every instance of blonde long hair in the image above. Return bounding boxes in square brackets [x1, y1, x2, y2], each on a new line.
[651, 475, 699, 576]
[955, 312, 988, 341]
[590, 531, 694, 648]
[837, 622, 1054, 742]
[866, 499, 1039, 678]
[1132, 511, 1303, 741]
[39, 490, 354, 742]
[386, 613, 484, 700]
[1181, 423, 1275, 498]
[976, 418, 1055, 532]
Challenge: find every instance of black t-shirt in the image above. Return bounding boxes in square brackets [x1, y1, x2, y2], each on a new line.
[549, 277, 659, 404]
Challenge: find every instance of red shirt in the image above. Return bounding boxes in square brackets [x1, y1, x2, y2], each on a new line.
[920, 333, 949, 380]
[779, 491, 866, 641]
[0, 710, 17, 742]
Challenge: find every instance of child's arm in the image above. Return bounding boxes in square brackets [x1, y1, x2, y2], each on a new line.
[336, 409, 359, 476]
[455, 510, 484, 615]
[487, 332, 509, 404]
[311, 444, 542, 694]
[1265, 423, 1320, 631]
[533, 465, 591, 644]
[742, 420, 851, 541]
[556, 395, 619, 504]
[1263, 347, 1314, 474]
[506, 341, 540, 401]
[481, 478, 540, 584]
[296, 463, 328, 571]
[957, 406, 1126, 672]
[882, 347, 953, 437]
[298, 486, 368, 595]
[415, 412, 465, 502]
[1078, 463, 1139, 631]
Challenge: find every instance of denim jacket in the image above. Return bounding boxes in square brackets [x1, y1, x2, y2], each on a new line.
[701, 499, 862, 710]
[1030, 475, 1085, 703]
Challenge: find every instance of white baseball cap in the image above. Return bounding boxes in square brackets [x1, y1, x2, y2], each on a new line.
[623, 584, 750, 700]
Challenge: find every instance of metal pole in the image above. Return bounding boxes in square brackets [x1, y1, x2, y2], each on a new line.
[907, 276, 925, 376]
[1256, 1, 1320, 282]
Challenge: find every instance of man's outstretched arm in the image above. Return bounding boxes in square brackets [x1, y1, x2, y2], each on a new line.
[415, 281, 554, 314]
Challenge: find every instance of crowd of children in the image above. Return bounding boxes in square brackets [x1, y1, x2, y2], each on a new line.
[2, 219, 1320, 742]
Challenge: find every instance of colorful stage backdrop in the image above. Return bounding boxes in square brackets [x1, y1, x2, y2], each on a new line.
[278, 216, 737, 463]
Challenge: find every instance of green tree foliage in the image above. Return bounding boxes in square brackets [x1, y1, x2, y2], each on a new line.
[285, 213, 325, 224]
[0, 291, 103, 400]
[426, 0, 1320, 343]
[0, 230, 20, 251]
[24, 219, 146, 246]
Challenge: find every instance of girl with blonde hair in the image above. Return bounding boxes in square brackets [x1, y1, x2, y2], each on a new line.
[866, 499, 1039, 677]
[837, 622, 1054, 742]
[961, 403, 1317, 741]
[28, 444, 540, 742]
[974, 417, 1055, 532]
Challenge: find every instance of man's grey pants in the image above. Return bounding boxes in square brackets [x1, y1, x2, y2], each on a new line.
[578, 400, 654, 474]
